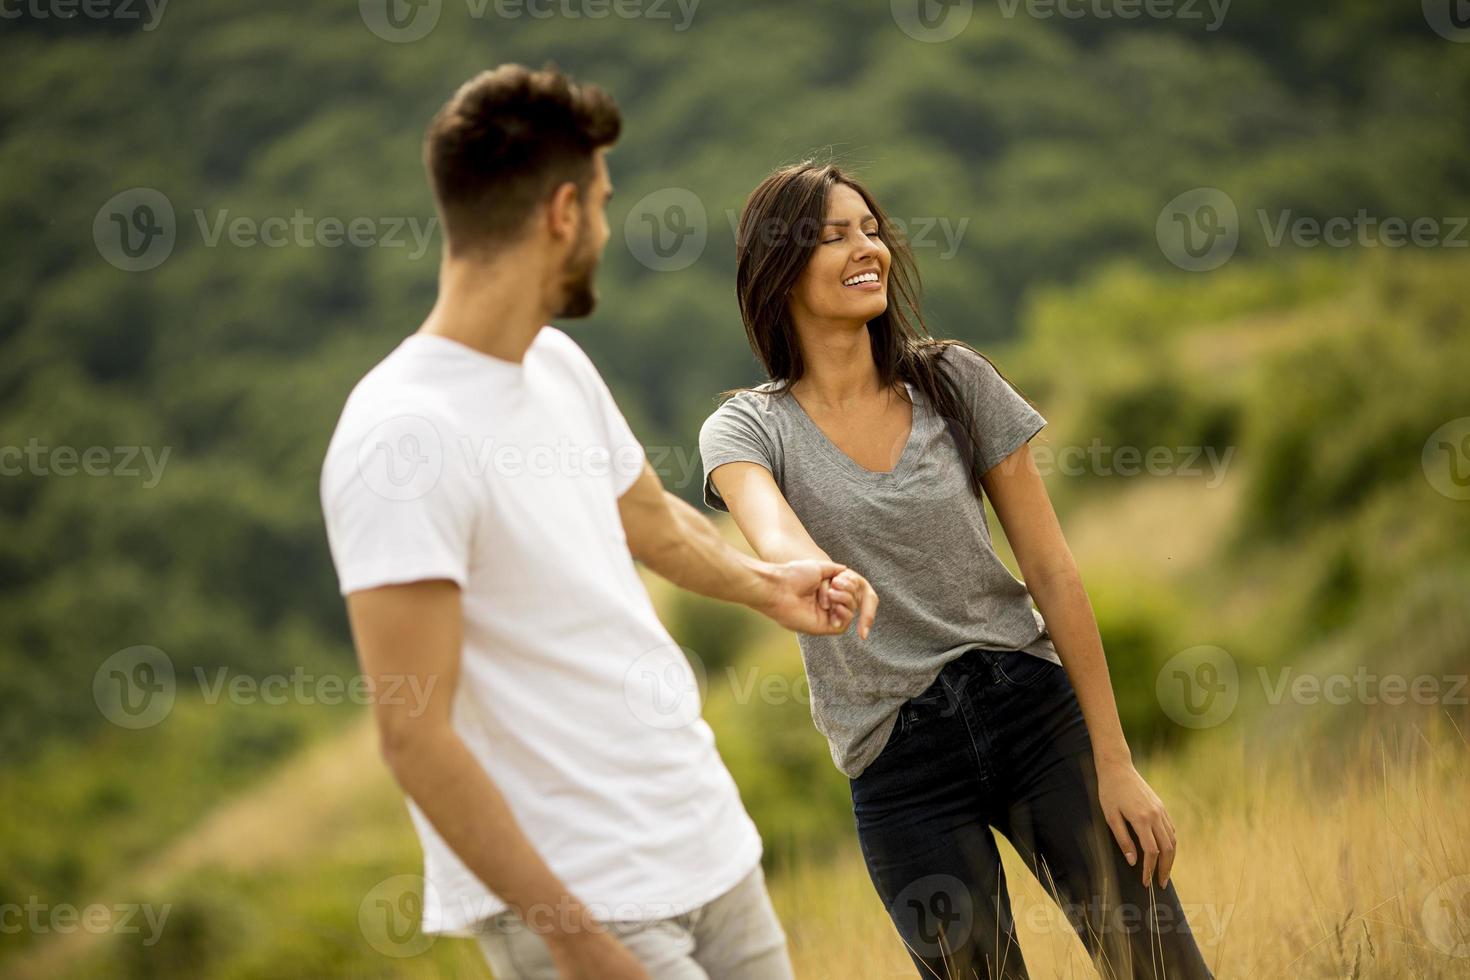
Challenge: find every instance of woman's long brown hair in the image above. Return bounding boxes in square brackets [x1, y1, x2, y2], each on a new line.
[727, 160, 1035, 501]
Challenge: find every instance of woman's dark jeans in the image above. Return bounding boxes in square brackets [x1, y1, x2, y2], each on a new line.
[849, 647, 1216, 980]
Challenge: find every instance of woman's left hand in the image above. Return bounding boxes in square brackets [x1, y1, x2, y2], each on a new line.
[1095, 757, 1177, 889]
[819, 568, 879, 640]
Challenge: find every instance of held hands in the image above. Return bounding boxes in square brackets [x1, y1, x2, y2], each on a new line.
[762, 560, 879, 638]
[1095, 757, 1178, 889]
[822, 568, 878, 639]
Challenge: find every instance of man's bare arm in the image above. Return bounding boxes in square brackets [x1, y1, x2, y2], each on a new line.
[345, 580, 648, 980]
[617, 460, 854, 635]
[707, 460, 879, 639]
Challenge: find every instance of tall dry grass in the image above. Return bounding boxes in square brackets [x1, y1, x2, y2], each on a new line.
[769, 713, 1470, 979]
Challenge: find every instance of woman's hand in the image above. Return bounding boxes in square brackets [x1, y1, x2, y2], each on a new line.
[1095, 757, 1177, 889]
[760, 559, 858, 635]
[819, 568, 879, 639]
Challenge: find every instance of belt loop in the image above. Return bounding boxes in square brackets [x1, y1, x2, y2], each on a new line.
[970, 645, 998, 685]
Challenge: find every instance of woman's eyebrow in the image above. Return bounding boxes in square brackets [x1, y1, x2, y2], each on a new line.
[821, 214, 877, 226]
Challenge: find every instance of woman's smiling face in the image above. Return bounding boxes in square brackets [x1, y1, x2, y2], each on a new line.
[787, 182, 891, 328]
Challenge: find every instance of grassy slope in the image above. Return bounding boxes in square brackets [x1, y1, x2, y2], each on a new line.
[11, 254, 1470, 978]
[25, 462, 1466, 979]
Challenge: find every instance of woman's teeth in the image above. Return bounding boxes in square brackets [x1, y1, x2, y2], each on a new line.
[843, 272, 880, 287]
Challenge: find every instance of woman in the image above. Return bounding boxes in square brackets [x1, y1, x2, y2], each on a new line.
[698, 162, 1216, 980]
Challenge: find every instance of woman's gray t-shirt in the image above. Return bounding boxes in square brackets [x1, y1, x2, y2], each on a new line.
[698, 345, 1060, 778]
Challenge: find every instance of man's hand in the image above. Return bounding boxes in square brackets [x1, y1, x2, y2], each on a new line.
[550, 931, 650, 980]
[759, 559, 865, 636]
[617, 463, 881, 640]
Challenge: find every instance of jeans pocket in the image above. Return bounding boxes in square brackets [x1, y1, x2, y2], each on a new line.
[990, 649, 1056, 688]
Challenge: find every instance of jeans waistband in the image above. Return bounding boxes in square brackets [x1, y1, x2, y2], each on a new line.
[941, 646, 1010, 684]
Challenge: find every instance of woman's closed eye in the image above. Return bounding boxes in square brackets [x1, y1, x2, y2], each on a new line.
[823, 229, 880, 244]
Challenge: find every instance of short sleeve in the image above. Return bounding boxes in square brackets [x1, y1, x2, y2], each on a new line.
[583, 366, 647, 498]
[542, 328, 646, 498]
[943, 346, 1047, 474]
[319, 410, 480, 596]
[698, 394, 780, 512]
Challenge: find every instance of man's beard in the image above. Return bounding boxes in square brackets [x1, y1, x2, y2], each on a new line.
[553, 227, 599, 319]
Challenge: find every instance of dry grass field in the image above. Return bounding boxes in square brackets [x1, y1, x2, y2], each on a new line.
[770, 714, 1470, 980]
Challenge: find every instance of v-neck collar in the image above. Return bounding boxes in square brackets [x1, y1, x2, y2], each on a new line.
[784, 382, 925, 484]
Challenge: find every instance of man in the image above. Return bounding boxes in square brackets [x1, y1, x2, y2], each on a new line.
[319, 64, 877, 979]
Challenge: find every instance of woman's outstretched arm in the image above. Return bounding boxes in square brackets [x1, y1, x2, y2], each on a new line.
[709, 460, 879, 640]
[982, 441, 1180, 891]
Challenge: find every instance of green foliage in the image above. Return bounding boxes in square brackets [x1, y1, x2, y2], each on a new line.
[663, 589, 760, 680]
[4, 0, 1469, 768]
[705, 660, 855, 870]
[1239, 256, 1470, 540]
[4, 4, 1470, 976]
[0, 697, 351, 953]
[1081, 577, 1199, 751]
[114, 875, 256, 980]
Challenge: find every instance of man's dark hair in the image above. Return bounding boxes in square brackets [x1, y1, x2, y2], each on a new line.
[425, 63, 621, 255]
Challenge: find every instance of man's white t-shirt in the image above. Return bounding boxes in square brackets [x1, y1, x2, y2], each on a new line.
[319, 327, 763, 936]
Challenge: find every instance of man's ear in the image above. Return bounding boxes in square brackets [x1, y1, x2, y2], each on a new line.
[545, 180, 582, 245]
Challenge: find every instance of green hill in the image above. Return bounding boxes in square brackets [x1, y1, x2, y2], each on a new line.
[4, 2, 1469, 975]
